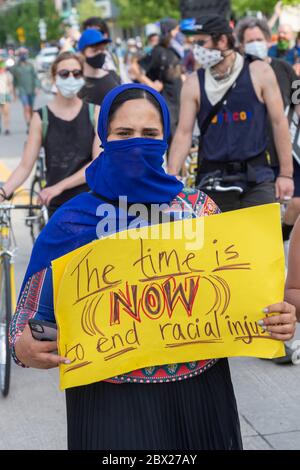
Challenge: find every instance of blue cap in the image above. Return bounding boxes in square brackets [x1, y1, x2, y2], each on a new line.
[78, 29, 112, 51]
[180, 18, 197, 35]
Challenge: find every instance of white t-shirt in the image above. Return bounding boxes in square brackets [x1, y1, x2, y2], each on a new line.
[0, 70, 13, 96]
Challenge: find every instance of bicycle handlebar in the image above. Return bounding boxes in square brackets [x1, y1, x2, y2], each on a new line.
[0, 204, 43, 210]
[213, 184, 244, 193]
[203, 174, 245, 184]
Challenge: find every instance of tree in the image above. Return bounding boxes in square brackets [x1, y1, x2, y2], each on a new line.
[232, 0, 300, 16]
[77, 0, 103, 23]
[0, 0, 61, 48]
[114, 0, 180, 29]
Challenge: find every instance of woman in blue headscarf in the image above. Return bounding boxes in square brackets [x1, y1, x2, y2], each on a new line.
[10, 83, 295, 450]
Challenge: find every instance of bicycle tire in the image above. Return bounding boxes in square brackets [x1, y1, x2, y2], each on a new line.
[29, 178, 47, 244]
[0, 253, 12, 397]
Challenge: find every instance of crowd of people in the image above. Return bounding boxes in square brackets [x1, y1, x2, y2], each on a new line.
[0, 6, 299, 451]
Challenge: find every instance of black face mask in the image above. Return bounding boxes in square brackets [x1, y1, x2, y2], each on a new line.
[86, 52, 106, 69]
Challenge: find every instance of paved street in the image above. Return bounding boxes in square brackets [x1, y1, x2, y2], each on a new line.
[0, 97, 299, 450]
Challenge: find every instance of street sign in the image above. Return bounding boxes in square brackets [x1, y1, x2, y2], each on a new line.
[95, 0, 119, 20]
[16, 27, 26, 44]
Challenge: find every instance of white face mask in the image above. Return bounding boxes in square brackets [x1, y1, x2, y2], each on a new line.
[244, 41, 268, 60]
[55, 76, 85, 99]
[193, 44, 223, 69]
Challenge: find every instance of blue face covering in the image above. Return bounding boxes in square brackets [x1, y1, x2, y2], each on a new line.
[86, 83, 183, 203]
[21, 84, 183, 287]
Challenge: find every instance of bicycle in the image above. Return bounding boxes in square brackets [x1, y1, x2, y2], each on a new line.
[0, 201, 44, 397]
[27, 148, 49, 243]
[182, 145, 199, 188]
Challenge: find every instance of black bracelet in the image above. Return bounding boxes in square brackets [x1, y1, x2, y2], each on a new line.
[278, 175, 294, 180]
[0, 187, 8, 200]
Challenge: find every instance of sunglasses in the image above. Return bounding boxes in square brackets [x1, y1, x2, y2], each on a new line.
[57, 69, 83, 79]
[195, 39, 211, 47]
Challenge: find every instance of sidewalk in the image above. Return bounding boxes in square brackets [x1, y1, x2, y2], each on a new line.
[0, 97, 299, 450]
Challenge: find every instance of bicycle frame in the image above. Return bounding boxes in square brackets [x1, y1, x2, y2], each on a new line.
[0, 210, 17, 310]
[0, 202, 45, 397]
[35, 148, 47, 190]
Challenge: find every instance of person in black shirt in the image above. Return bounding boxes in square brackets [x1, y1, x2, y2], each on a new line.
[81, 16, 120, 74]
[0, 52, 100, 217]
[134, 18, 184, 142]
[77, 29, 120, 106]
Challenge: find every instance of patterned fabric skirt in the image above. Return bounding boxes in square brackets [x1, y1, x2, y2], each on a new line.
[65, 358, 243, 450]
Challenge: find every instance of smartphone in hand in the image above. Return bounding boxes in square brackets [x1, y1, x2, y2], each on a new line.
[28, 319, 57, 342]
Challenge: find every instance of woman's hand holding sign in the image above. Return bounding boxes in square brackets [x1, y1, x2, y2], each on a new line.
[258, 302, 297, 341]
[14, 325, 70, 369]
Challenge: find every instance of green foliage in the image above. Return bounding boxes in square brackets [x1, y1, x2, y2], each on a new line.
[114, 0, 180, 29]
[232, 0, 300, 16]
[77, 0, 103, 22]
[0, 0, 61, 48]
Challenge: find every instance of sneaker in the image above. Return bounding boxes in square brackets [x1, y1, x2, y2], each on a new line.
[4, 130, 10, 136]
[272, 344, 294, 365]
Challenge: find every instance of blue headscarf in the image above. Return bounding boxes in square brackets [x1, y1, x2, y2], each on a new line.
[86, 83, 182, 203]
[22, 84, 183, 286]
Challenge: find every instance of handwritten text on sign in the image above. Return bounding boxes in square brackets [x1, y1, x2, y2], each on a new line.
[52, 204, 285, 390]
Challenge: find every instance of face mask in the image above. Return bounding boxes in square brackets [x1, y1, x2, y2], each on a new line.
[19, 54, 27, 62]
[278, 39, 290, 52]
[86, 138, 183, 204]
[245, 41, 268, 59]
[86, 52, 106, 69]
[55, 76, 85, 99]
[193, 44, 223, 69]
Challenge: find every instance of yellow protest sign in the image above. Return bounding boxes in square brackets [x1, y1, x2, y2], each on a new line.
[52, 203, 285, 390]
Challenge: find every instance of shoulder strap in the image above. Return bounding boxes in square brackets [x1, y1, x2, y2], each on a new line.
[41, 106, 49, 142]
[88, 103, 95, 127]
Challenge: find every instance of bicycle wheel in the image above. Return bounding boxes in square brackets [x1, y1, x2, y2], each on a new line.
[0, 253, 12, 397]
[28, 178, 48, 244]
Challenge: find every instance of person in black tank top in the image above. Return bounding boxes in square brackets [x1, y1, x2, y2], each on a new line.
[0, 52, 100, 217]
[168, 15, 294, 210]
[37, 102, 95, 211]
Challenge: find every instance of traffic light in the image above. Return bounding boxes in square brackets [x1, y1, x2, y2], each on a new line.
[16, 27, 26, 44]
